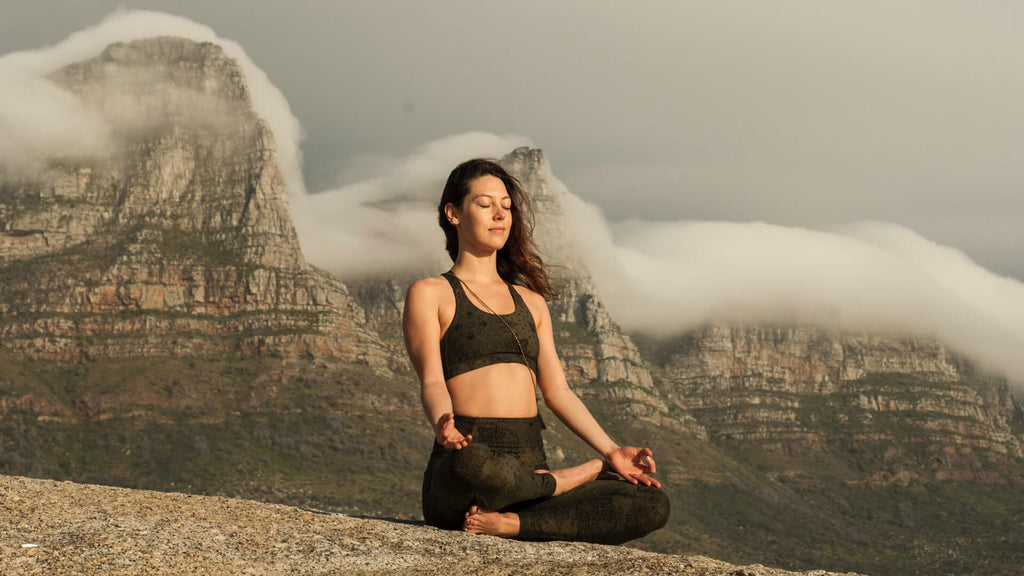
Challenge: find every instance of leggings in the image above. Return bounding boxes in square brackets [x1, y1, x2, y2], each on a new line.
[421, 415, 670, 544]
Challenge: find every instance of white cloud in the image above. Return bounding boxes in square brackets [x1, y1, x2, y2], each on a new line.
[565, 205, 1024, 387]
[0, 71, 113, 173]
[300, 132, 534, 278]
[0, 9, 305, 198]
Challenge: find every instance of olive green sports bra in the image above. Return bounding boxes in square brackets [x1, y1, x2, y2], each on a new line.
[439, 271, 540, 380]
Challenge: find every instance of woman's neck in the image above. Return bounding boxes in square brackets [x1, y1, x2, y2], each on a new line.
[450, 253, 502, 284]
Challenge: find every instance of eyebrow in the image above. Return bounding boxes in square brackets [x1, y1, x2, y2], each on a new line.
[468, 193, 512, 201]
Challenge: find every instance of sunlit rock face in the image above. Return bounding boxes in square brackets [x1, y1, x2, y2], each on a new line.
[648, 323, 1023, 481]
[0, 37, 387, 367]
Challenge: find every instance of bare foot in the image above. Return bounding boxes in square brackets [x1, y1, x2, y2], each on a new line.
[539, 458, 604, 496]
[463, 505, 520, 538]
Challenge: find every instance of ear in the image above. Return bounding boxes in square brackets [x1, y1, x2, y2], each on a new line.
[444, 203, 459, 225]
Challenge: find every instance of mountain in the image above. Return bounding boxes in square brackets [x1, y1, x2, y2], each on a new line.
[2, 37, 1023, 576]
[0, 37, 421, 517]
[0, 38, 392, 368]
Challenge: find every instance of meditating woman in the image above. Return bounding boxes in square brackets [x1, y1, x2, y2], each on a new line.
[402, 158, 669, 543]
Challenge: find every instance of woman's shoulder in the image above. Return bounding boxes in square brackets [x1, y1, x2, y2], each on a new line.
[511, 284, 551, 319]
[406, 275, 454, 302]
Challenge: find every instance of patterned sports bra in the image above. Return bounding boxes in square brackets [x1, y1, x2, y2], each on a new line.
[439, 271, 540, 380]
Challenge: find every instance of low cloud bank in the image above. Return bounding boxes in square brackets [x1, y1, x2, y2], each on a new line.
[0, 9, 303, 193]
[296, 136, 1024, 387]
[563, 198, 1024, 386]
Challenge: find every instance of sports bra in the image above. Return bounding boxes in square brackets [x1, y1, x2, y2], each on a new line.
[439, 271, 540, 380]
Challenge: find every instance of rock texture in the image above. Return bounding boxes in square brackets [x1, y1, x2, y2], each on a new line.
[646, 323, 1024, 483]
[0, 474, 864, 576]
[0, 38, 388, 367]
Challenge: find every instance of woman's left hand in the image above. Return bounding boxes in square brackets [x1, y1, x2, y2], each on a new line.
[604, 446, 661, 488]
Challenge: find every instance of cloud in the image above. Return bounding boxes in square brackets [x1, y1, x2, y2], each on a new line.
[562, 199, 1024, 386]
[0, 9, 304, 197]
[298, 131, 534, 278]
[0, 71, 113, 173]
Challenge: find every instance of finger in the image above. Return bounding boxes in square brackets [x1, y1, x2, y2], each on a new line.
[646, 456, 657, 474]
[637, 473, 661, 488]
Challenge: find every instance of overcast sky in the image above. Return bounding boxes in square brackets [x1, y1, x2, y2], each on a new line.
[4, 0, 1021, 281]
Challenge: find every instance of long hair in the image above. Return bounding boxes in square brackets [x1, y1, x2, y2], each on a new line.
[438, 158, 555, 300]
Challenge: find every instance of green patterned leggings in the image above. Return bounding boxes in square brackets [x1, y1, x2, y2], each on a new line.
[422, 415, 670, 544]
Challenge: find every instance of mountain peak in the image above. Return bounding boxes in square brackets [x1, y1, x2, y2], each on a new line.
[0, 37, 385, 364]
[50, 37, 254, 139]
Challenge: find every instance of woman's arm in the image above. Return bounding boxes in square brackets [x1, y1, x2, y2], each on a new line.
[403, 278, 470, 450]
[525, 290, 660, 487]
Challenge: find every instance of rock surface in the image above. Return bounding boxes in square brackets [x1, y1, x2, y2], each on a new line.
[0, 474, 863, 576]
[0, 37, 388, 367]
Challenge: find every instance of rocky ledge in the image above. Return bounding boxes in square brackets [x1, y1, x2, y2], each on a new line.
[0, 475, 863, 576]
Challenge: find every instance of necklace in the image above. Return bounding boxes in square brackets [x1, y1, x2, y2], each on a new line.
[450, 271, 537, 387]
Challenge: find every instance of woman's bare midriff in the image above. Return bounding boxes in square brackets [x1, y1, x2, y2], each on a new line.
[446, 362, 538, 418]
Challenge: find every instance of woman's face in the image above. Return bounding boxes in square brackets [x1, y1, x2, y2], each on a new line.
[446, 175, 513, 255]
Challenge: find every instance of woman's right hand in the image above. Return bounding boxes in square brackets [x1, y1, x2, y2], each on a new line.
[604, 446, 661, 487]
[435, 412, 472, 450]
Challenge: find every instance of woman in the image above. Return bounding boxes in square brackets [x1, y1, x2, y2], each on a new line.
[403, 158, 669, 543]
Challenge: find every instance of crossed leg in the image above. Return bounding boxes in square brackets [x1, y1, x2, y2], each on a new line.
[424, 440, 670, 543]
[463, 458, 606, 536]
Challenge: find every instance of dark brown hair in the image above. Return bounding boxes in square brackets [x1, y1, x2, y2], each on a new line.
[438, 158, 555, 299]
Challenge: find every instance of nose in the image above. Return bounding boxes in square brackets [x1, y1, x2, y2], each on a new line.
[494, 205, 507, 219]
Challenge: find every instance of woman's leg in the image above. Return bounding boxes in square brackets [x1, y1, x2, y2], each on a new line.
[513, 478, 671, 545]
[423, 441, 556, 530]
[462, 458, 605, 536]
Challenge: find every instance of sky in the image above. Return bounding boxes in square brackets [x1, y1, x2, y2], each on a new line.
[4, 0, 1022, 278]
[2, 2, 1023, 385]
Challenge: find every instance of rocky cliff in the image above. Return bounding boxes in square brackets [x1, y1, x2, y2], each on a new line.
[643, 323, 1024, 484]
[0, 38, 388, 367]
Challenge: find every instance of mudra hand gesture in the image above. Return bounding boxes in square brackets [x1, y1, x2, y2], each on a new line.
[435, 412, 472, 450]
[604, 446, 660, 488]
